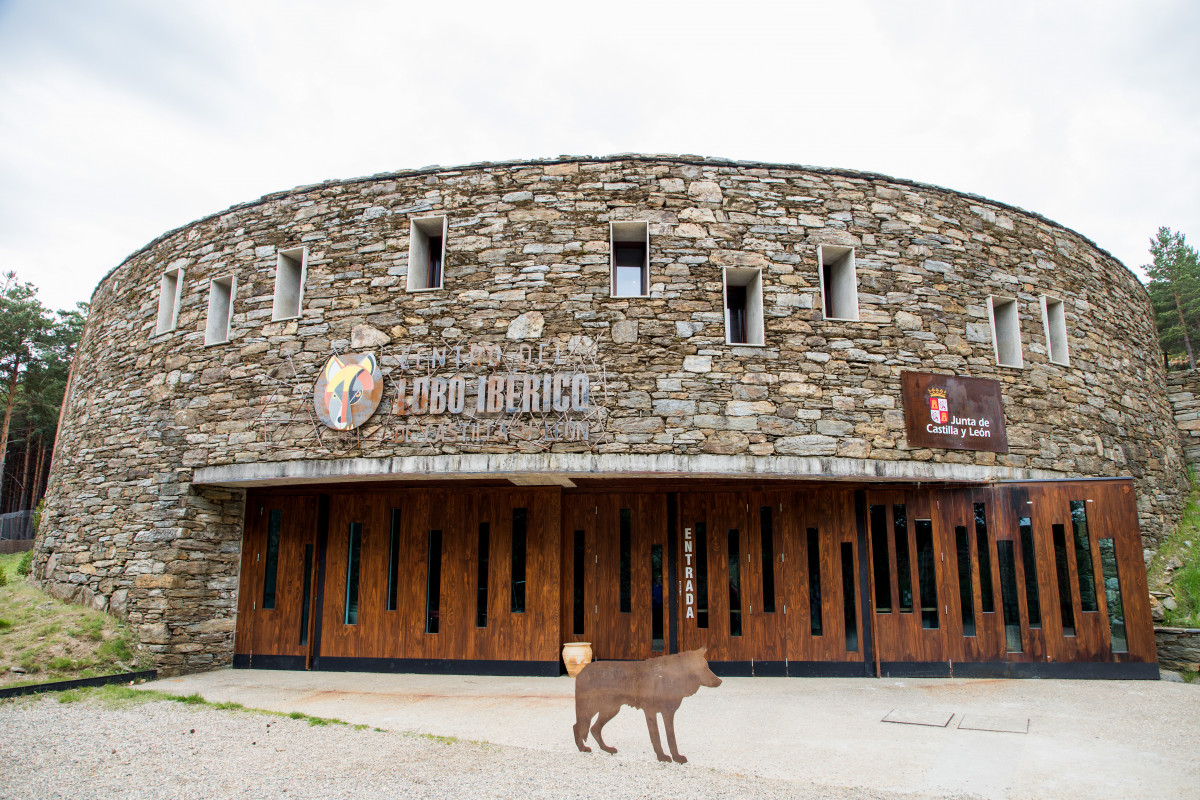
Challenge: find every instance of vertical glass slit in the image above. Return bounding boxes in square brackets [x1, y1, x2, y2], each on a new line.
[1018, 516, 1041, 628]
[727, 529, 742, 637]
[619, 508, 632, 613]
[299, 543, 313, 646]
[651, 544, 664, 651]
[997, 540, 1022, 652]
[387, 508, 401, 612]
[1071, 501, 1099, 612]
[869, 505, 892, 613]
[476, 522, 490, 628]
[511, 508, 526, 614]
[760, 506, 776, 613]
[425, 529, 442, 634]
[840, 541, 858, 652]
[915, 519, 939, 629]
[807, 527, 823, 636]
[1098, 538, 1128, 653]
[894, 504, 913, 613]
[696, 522, 709, 629]
[974, 503, 995, 613]
[955, 525, 975, 637]
[263, 509, 282, 610]
[572, 529, 585, 636]
[1052, 523, 1076, 636]
[344, 522, 362, 625]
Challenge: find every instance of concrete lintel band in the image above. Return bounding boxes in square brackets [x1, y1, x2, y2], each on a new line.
[192, 453, 1064, 488]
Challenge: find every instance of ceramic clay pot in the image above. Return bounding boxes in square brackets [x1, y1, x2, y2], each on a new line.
[562, 642, 593, 677]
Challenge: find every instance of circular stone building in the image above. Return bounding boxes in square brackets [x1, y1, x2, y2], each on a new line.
[34, 155, 1185, 679]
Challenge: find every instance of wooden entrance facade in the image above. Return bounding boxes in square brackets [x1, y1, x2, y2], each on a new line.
[233, 479, 1158, 678]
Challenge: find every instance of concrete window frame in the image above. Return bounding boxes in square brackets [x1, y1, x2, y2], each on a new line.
[988, 295, 1024, 368]
[155, 267, 184, 336]
[205, 274, 236, 346]
[723, 267, 765, 346]
[272, 247, 307, 321]
[610, 221, 650, 298]
[818, 245, 859, 321]
[408, 215, 447, 292]
[1041, 295, 1069, 366]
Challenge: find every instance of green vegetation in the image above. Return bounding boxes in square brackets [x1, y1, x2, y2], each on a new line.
[0, 551, 151, 687]
[1149, 481, 1200, 629]
[1146, 226, 1200, 370]
[16, 550, 32, 577]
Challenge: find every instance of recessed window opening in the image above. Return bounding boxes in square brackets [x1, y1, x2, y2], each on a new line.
[387, 509, 401, 612]
[1018, 516, 1041, 628]
[408, 216, 447, 291]
[299, 543, 313, 646]
[477, 522, 490, 628]
[869, 505, 892, 613]
[894, 505, 913, 613]
[1098, 538, 1127, 653]
[344, 522, 362, 625]
[988, 295, 1023, 367]
[156, 268, 184, 335]
[262, 509, 282, 610]
[651, 544, 664, 651]
[510, 507, 527, 613]
[1041, 296, 1069, 365]
[610, 221, 649, 297]
[840, 542, 858, 652]
[1052, 524, 1076, 636]
[425, 529, 442, 634]
[807, 527, 823, 636]
[723, 267, 764, 346]
[818, 245, 859, 321]
[915, 519, 939, 629]
[759, 506, 776, 613]
[205, 275, 235, 345]
[1070, 501, 1099, 612]
[273, 248, 306, 321]
[955, 526, 976, 637]
[974, 503, 996, 613]
[997, 541, 1023, 652]
[619, 508, 632, 613]
[572, 529, 586, 635]
[695, 522, 709, 629]
[727, 529, 742, 637]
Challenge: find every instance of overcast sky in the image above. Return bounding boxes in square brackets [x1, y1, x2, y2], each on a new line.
[1, 0, 1197, 313]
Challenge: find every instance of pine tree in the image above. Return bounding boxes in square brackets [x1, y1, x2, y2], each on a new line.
[1145, 227, 1200, 370]
[0, 273, 51, 510]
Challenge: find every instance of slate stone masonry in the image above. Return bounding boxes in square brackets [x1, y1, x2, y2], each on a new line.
[32, 154, 1188, 674]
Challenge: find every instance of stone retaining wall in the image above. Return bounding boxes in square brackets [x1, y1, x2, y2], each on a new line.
[1167, 371, 1200, 468]
[32, 155, 1189, 674]
[1155, 627, 1200, 675]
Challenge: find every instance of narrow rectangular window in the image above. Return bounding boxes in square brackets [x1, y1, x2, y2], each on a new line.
[572, 529, 585, 635]
[807, 527, 823, 636]
[408, 216, 447, 291]
[1052, 523, 1076, 637]
[1018, 516, 1041, 628]
[894, 504, 913, 613]
[1070, 501, 1099, 612]
[1097, 538, 1127, 653]
[273, 248, 306, 321]
[299, 543, 313, 646]
[727, 529, 742, 637]
[476, 522, 490, 628]
[915, 519, 939, 629]
[841, 542, 858, 652]
[262, 509, 282, 610]
[651, 544, 664, 651]
[696, 521, 709, 629]
[156, 268, 184, 335]
[387, 508, 401, 611]
[344, 522, 362, 625]
[997, 540, 1022, 652]
[988, 295, 1023, 367]
[955, 526, 976, 637]
[205, 275, 235, 345]
[1041, 295, 1070, 365]
[723, 268, 764, 345]
[975, 503, 996, 613]
[510, 507, 526, 613]
[610, 221, 649, 297]
[425, 529, 442, 634]
[619, 508, 632, 613]
[869, 504, 892, 613]
[760, 506, 776, 613]
[818, 245, 859, 321]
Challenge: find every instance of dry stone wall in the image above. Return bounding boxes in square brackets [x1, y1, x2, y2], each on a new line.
[33, 155, 1187, 674]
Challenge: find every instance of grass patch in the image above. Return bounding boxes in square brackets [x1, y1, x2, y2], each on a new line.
[1150, 480, 1200, 629]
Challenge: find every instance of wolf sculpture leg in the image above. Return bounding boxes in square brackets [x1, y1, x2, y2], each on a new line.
[591, 705, 621, 754]
[662, 703, 687, 763]
[573, 708, 593, 752]
[642, 710, 672, 762]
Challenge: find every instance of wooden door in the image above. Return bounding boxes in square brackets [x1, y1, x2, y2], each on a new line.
[935, 488, 1005, 663]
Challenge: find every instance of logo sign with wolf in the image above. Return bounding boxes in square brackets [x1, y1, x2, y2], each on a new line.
[314, 353, 383, 431]
[573, 647, 722, 763]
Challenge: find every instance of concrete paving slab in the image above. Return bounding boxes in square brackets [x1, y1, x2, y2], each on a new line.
[882, 708, 956, 727]
[139, 670, 1200, 800]
[957, 715, 1029, 734]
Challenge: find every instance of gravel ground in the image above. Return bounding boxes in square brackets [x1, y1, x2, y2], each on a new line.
[0, 696, 968, 800]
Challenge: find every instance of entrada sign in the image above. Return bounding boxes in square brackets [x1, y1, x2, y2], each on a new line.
[900, 371, 1008, 453]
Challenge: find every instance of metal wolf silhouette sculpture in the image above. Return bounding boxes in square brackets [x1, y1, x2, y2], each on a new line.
[573, 647, 722, 763]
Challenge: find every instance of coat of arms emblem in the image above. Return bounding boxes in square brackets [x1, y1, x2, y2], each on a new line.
[928, 387, 949, 424]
